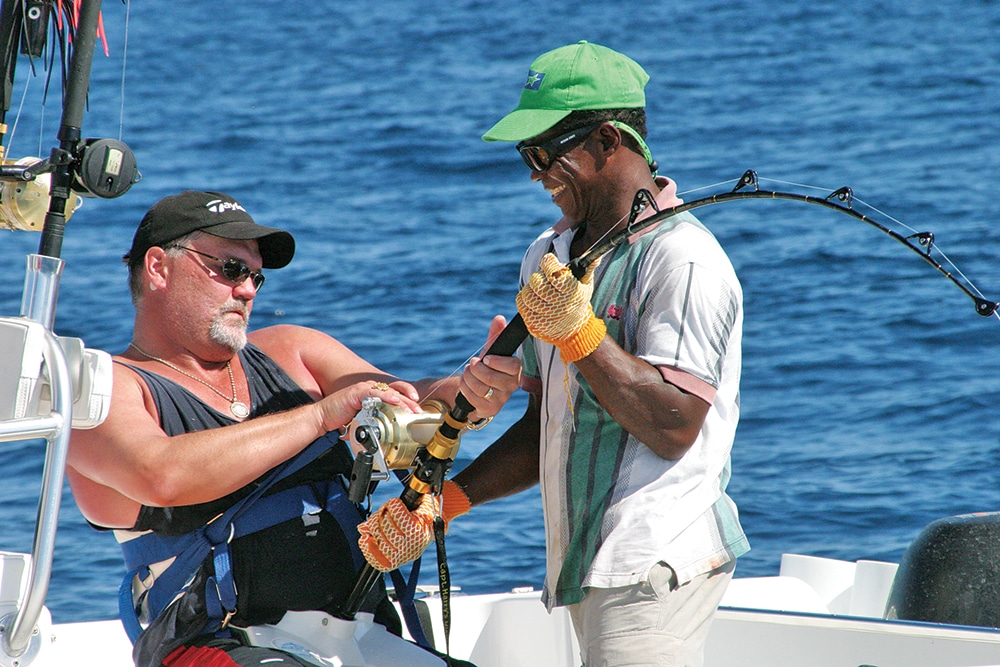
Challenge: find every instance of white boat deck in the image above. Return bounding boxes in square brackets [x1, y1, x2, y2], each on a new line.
[6, 541, 1000, 667]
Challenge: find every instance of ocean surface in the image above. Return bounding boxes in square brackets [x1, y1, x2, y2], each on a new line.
[0, 0, 998, 624]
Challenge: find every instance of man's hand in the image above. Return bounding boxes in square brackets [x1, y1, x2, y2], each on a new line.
[313, 379, 421, 434]
[357, 480, 471, 572]
[516, 253, 606, 362]
[358, 495, 436, 572]
[459, 315, 522, 422]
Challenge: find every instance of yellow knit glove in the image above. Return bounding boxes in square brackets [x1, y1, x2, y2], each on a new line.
[358, 494, 436, 572]
[516, 253, 606, 363]
[357, 481, 471, 572]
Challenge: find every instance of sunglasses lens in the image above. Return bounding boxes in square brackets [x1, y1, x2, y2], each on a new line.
[222, 259, 249, 283]
[518, 145, 548, 172]
[221, 259, 264, 290]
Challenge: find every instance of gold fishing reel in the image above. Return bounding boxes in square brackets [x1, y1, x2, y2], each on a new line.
[0, 138, 139, 231]
[344, 397, 450, 502]
[0, 157, 80, 231]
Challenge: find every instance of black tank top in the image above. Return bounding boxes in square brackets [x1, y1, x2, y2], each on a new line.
[120, 344, 394, 629]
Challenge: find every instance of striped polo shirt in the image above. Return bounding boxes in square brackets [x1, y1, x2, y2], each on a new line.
[519, 180, 749, 609]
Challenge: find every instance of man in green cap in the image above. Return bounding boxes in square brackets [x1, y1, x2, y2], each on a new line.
[458, 41, 749, 666]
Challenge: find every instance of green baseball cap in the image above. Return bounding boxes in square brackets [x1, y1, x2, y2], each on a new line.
[482, 41, 649, 143]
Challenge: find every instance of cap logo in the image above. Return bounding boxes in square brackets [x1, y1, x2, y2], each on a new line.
[206, 199, 246, 214]
[524, 70, 545, 91]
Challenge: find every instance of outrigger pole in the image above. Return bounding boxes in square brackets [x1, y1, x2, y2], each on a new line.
[340, 169, 999, 619]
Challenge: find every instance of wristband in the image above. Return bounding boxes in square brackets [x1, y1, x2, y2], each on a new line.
[557, 315, 607, 363]
[440, 479, 472, 529]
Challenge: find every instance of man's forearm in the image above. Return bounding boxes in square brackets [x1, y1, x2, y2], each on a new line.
[452, 398, 541, 506]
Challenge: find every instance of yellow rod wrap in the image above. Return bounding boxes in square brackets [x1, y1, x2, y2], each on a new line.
[425, 428, 460, 461]
[407, 477, 431, 496]
[443, 411, 467, 430]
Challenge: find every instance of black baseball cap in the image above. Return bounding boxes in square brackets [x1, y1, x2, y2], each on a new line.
[124, 190, 295, 269]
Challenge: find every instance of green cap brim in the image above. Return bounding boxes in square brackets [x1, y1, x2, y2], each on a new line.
[482, 108, 573, 143]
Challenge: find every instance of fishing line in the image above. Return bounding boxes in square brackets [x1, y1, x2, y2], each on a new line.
[419, 348, 484, 405]
[677, 177, 743, 197]
[756, 176, 832, 192]
[847, 195, 995, 308]
[117, 0, 131, 141]
[6, 68, 32, 155]
[577, 207, 633, 260]
[758, 175, 998, 317]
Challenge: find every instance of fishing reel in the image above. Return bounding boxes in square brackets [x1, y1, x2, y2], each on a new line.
[0, 157, 77, 231]
[0, 138, 139, 231]
[71, 138, 140, 199]
[344, 397, 450, 503]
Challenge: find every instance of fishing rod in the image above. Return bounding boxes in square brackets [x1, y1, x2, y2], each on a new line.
[486, 168, 997, 360]
[340, 168, 998, 619]
[629, 170, 998, 317]
[0, 0, 138, 256]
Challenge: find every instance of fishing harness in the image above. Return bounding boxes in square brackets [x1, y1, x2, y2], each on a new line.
[116, 431, 366, 642]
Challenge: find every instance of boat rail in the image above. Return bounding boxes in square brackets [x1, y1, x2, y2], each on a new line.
[0, 254, 73, 663]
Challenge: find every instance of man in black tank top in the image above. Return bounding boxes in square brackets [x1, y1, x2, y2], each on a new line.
[67, 190, 521, 667]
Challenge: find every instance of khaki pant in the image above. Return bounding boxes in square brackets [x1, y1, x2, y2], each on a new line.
[567, 560, 735, 667]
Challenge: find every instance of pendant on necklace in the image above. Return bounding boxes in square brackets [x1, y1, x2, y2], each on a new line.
[230, 401, 251, 419]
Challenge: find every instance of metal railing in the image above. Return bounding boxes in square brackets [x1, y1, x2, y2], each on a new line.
[0, 254, 73, 661]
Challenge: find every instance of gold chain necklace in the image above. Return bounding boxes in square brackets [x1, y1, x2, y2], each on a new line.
[129, 343, 251, 419]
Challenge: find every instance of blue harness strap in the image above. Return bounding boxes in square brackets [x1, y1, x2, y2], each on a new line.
[118, 432, 361, 642]
[389, 560, 431, 648]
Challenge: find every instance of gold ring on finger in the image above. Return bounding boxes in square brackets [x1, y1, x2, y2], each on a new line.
[484, 387, 494, 400]
[372, 382, 390, 391]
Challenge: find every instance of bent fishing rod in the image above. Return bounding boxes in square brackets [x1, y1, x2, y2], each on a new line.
[340, 168, 999, 618]
[485, 168, 998, 359]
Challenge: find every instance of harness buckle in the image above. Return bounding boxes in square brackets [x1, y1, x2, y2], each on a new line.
[220, 607, 237, 630]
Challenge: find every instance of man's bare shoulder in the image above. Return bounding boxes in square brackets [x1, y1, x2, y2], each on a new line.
[248, 324, 337, 375]
[249, 324, 364, 362]
[248, 324, 385, 397]
[249, 323, 327, 351]
[82, 360, 160, 437]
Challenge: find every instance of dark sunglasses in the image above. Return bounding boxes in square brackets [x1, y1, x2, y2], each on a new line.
[516, 124, 601, 172]
[171, 245, 266, 290]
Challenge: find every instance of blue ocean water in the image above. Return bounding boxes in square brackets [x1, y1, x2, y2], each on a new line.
[0, 0, 998, 624]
